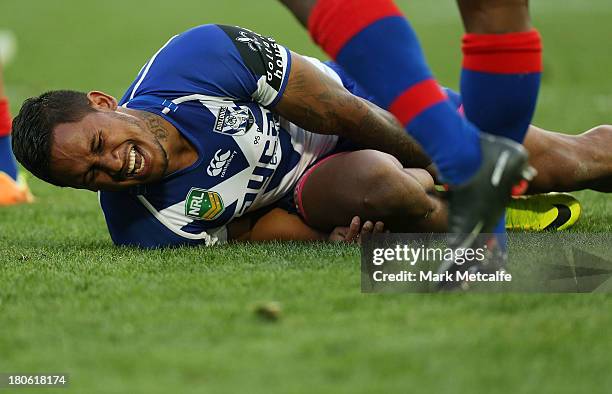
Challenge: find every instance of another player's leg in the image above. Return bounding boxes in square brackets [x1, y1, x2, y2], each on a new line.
[280, 0, 532, 245]
[296, 150, 448, 233]
[0, 66, 17, 181]
[502, 124, 612, 232]
[458, 1, 541, 134]
[283, 0, 482, 185]
[0, 32, 32, 206]
[457, 0, 542, 238]
[436, 0, 542, 288]
[525, 125, 612, 193]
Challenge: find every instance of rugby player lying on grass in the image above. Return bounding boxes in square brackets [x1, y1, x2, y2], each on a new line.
[10, 25, 611, 248]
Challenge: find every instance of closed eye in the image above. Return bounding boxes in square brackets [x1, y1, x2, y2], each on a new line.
[83, 131, 103, 187]
[96, 130, 104, 153]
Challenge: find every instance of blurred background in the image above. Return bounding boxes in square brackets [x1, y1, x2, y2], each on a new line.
[3, 0, 612, 129]
[1, 1, 611, 393]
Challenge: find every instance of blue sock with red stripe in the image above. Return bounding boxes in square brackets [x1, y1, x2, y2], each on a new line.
[0, 98, 18, 180]
[461, 30, 542, 143]
[308, 0, 482, 185]
[460, 30, 542, 237]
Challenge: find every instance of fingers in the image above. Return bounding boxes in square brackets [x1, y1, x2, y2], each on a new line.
[333, 217, 387, 244]
[361, 220, 374, 234]
[344, 216, 361, 242]
[356, 220, 386, 245]
[360, 220, 385, 236]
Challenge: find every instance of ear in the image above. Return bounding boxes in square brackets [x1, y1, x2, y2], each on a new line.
[87, 91, 118, 111]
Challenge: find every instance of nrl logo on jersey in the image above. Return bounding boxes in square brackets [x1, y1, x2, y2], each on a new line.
[185, 188, 224, 221]
[214, 106, 255, 136]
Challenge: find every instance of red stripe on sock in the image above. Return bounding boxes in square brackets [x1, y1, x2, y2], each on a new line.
[389, 79, 448, 126]
[308, 0, 403, 59]
[462, 29, 542, 74]
[0, 99, 12, 137]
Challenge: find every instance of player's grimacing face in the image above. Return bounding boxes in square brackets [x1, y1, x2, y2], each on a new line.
[49, 110, 169, 192]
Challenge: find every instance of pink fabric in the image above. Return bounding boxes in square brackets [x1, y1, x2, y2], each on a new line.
[294, 152, 348, 223]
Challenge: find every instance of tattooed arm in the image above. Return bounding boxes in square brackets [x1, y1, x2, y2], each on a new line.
[273, 52, 432, 168]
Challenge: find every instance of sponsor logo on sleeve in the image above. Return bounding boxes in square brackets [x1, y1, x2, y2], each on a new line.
[236, 31, 263, 52]
[185, 188, 225, 221]
[218, 25, 285, 92]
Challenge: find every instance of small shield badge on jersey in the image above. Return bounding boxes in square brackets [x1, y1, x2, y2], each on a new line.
[185, 188, 225, 221]
[213, 105, 255, 136]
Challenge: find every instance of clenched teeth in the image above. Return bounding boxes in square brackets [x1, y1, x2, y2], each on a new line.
[127, 147, 146, 177]
[135, 151, 145, 174]
[127, 147, 136, 174]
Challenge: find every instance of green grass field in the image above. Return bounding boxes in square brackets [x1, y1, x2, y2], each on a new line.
[1, 1, 611, 392]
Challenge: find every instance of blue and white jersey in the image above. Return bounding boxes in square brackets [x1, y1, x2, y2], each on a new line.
[99, 24, 343, 248]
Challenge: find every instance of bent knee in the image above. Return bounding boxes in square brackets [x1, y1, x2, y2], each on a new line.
[361, 165, 434, 219]
[403, 168, 435, 192]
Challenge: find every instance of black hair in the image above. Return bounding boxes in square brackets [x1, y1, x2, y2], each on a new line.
[11, 90, 95, 186]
